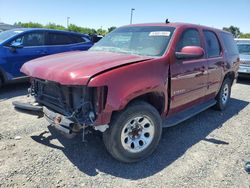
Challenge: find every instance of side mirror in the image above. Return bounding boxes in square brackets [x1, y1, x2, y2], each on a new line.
[10, 42, 23, 49]
[175, 46, 204, 60]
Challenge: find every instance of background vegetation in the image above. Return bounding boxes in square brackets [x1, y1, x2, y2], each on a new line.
[14, 22, 117, 35]
[14, 22, 250, 38]
[222, 25, 250, 38]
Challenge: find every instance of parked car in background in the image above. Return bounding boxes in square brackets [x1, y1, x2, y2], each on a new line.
[0, 28, 93, 88]
[235, 38, 250, 77]
[89, 34, 103, 43]
[14, 22, 239, 163]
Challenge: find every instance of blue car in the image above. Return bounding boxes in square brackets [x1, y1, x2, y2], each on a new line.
[0, 28, 93, 87]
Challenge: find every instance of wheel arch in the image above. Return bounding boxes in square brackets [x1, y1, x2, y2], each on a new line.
[124, 91, 166, 116]
[0, 66, 7, 83]
[96, 88, 167, 126]
[216, 71, 235, 95]
[224, 71, 235, 86]
[215, 71, 235, 100]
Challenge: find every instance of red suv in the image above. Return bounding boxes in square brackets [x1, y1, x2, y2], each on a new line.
[13, 22, 239, 163]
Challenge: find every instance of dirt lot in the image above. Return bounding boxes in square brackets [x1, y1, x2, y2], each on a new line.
[0, 79, 249, 188]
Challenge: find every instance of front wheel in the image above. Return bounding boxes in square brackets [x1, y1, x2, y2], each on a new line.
[215, 78, 231, 111]
[103, 101, 162, 163]
[0, 77, 2, 89]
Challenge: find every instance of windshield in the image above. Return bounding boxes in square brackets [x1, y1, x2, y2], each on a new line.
[0, 30, 23, 43]
[237, 43, 250, 55]
[90, 26, 175, 57]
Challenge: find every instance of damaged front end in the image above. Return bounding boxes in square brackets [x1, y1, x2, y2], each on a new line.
[13, 78, 108, 139]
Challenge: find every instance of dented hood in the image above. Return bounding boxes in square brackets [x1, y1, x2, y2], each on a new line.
[21, 51, 152, 85]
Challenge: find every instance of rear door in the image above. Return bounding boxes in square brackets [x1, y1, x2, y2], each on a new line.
[170, 28, 208, 113]
[45, 32, 92, 55]
[202, 30, 224, 98]
[2, 31, 46, 78]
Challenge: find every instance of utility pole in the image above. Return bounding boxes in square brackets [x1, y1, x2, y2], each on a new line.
[130, 8, 135, 24]
[67, 17, 70, 28]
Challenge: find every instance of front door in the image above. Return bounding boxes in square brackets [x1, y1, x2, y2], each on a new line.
[2, 31, 46, 78]
[170, 28, 208, 114]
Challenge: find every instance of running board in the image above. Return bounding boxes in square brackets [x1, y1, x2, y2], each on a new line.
[163, 99, 216, 128]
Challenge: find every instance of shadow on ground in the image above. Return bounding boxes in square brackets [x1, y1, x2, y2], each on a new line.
[31, 97, 249, 179]
[0, 82, 29, 100]
[237, 77, 250, 85]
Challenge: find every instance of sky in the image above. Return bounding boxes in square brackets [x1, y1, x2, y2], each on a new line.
[0, 0, 250, 33]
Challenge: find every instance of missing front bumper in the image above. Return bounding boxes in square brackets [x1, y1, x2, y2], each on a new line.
[13, 101, 76, 135]
[12, 101, 43, 116]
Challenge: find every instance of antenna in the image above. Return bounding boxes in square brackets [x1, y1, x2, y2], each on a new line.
[165, 19, 170, 24]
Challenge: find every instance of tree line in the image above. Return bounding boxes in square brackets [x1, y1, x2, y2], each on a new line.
[14, 22, 117, 35]
[14, 22, 250, 38]
[223, 26, 250, 38]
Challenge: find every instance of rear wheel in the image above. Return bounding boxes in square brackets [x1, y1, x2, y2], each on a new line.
[215, 78, 231, 111]
[103, 101, 162, 163]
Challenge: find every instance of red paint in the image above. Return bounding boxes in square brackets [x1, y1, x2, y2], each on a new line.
[180, 46, 204, 55]
[88, 57, 169, 125]
[21, 51, 152, 85]
[21, 23, 240, 125]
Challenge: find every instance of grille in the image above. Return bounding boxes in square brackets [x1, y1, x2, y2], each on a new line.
[32, 79, 84, 115]
[32, 79, 93, 124]
[33, 79, 73, 115]
[30, 78, 98, 127]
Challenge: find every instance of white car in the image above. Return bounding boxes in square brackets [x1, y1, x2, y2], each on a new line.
[235, 38, 250, 76]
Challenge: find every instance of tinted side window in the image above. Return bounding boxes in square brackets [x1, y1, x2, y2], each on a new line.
[11, 32, 45, 47]
[70, 35, 86, 43]
[176, 29, 201, 51]
[203, 30, 221, 58]
[220, 32, 238, 55]
[47, 33, 72, 45]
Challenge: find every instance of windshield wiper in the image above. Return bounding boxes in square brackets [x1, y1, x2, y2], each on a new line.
[92, 46, 133, 54]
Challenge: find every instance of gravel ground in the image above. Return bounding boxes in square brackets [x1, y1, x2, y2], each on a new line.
[0, 79, 249, 188]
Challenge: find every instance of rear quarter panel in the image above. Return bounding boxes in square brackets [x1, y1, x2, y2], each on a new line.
[215, 31, 240, 94]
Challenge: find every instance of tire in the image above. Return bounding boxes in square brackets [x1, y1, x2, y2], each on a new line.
[215, 78, 231, 111]
[103, 101, 162, 163]
[0, 77, 3, 89]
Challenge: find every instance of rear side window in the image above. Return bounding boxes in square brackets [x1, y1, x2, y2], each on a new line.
[203, 30, 221, 58]
[70, 35, 87, 43]
[47, 33, 89, 45]
[47, 33, 73, 45]
[176, 29, 201, 51]
[221, 32, 238, 55]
